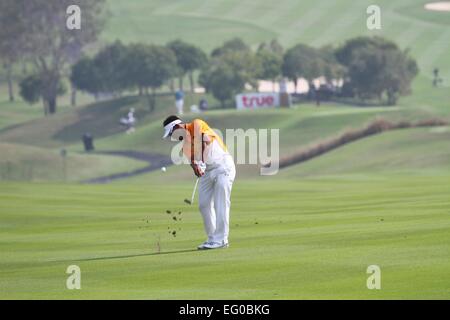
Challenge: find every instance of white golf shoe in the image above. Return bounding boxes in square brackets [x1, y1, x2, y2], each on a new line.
[198, 241, 229, 250]
[197, 241, 212, 250]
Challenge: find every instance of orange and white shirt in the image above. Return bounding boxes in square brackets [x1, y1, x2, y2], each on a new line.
[182, 119, 229, 167]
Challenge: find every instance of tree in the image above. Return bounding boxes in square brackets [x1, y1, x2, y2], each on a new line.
[336, 36, 418, 105]
[71, 42, 179, 109]
[256, 39, 284, 91]
[167, 40, 207, 92]
[348, 47, 418, 105]
[319, 45, 345, 85]
[121, 44, 151, 96]
[124, 44, 177, 110]
[258, 39, 284, 57]
[382, 49, 418, 105]
[211, 38, 251, 57]
[200, 38, 260, 105]
[335, 36, 398, 66]
[92, 41, 129, 94]
[269, 39, 284, 56]
[19, 75, 42, 105]
[0, 0, 26, 102]
[199, 51, 255, 107]
[70, 42, 129, 99]
[219, 51, 262, 91]
[70, 57, 103, 97]
[15, 0, 106, 114]
[209, 38, 260, 87]
[256, 50, 282, 90]
[282, 44, 325, 92]
[19, 74, 66, 109]
[208, 64, 245, 108]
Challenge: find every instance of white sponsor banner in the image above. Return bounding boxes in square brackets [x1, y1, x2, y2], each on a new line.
[235, 93, 280, 110]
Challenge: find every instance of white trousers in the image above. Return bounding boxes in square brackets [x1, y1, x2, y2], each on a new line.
[198, 156, 235, 243]
[175, 100, 184, 115]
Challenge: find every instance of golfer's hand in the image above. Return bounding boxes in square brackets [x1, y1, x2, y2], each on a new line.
[192, 164, 205, 177]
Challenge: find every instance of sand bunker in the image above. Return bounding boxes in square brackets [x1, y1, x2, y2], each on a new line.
[424, 2, 450, 12]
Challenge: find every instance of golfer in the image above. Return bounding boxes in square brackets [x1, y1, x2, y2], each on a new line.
[163, 115, 235, 250]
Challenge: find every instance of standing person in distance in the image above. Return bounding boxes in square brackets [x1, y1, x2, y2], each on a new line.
[175, 89, 184, 115]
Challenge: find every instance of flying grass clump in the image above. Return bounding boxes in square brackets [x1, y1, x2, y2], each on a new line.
[165, 209, 183, 237]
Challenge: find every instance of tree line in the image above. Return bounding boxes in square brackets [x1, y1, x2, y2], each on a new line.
[0, 0, 418, 115]
[70, 36, 418, 109]
[70, 40, 207, 111]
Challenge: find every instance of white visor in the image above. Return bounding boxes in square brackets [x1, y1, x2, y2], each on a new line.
[162, 119, 182, 139]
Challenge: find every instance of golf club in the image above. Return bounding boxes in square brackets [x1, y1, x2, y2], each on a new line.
[184, 177, 199, 205]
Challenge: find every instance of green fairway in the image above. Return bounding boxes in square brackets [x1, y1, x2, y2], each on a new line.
[1, 174, 449, 299]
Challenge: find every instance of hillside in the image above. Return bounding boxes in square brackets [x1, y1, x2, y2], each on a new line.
[277, 126, 450, 178]
[3, 76, 446, 151]
[1, 0, 449, 183]
[105, 0, 450, 83]
[0, 143, 148, 182]
[1, 75, 448, 183]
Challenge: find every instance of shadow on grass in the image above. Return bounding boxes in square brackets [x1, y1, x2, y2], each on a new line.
[75, 249, 199, 262]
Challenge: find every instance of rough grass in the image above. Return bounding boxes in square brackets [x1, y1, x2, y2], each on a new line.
[0, 89, 43, 131]
[0, 143, 148, 182]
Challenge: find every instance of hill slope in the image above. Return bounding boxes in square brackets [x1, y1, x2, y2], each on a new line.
[277, 127, 450, 178]
[105, 0, 450, 82]
[0, 143, 148, 182]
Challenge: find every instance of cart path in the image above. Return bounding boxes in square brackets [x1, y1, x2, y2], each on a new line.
[83, 150, 172, 184]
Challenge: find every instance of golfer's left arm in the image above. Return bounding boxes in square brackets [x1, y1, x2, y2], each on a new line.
[190, 132, 211, 177]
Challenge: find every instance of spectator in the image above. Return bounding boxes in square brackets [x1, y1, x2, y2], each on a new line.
[433, 68, 442, 87]
[199, 98, 208, 111]
[120, 108, 137, 134]
[175, 89, 185, 115]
